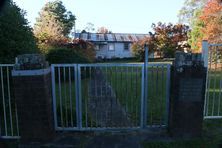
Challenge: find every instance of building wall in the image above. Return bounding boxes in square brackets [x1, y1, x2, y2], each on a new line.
[95, 42, 133, 59]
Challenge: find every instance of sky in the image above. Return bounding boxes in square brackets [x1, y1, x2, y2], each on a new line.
[13, 0, 185, 33]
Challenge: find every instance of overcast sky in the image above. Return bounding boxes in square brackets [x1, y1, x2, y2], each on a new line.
[13, 0, 185, 33]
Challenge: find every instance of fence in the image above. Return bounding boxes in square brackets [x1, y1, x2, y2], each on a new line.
[51, 63, 171, 131]
[0, 64, 20, 139]
[203, 42, 222, 119]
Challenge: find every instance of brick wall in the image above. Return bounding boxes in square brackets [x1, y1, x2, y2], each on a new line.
[13, 71, 54, 142]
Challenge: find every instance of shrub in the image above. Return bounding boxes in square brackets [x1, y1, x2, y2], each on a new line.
[46, 47, 90, 64]
[70, 39, 96, 62]
[46, 47, 91, 80]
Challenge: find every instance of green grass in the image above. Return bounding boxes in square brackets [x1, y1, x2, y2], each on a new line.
[143, 119, 222, 148]
[205, 70, 222, 117]
[102, 66, 168, 126]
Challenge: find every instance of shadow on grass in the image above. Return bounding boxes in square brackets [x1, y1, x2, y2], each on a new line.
[143, 119, 222, 148]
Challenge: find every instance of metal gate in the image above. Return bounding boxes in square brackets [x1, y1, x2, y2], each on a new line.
[0, 64, 20, 139]
[203, 42, 222, 119]
[51, 63, 171, 131]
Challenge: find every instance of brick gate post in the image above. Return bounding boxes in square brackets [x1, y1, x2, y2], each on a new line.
[12, 54, 55, 142]
[169, 51, 207, 137]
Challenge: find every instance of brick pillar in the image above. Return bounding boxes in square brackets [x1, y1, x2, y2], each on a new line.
[169, 52, 207, 137]
[12, 54, 54, 142]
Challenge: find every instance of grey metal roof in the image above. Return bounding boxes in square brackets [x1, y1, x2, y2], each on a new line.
[75, 33, 149, 42]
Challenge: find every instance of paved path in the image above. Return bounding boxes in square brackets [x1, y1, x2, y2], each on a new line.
[88, 68, 131, 127]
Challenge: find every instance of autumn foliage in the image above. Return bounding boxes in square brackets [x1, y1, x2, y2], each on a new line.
[131, 22, 190, 60]
[199, 0, 222, 43]
[69, 39, 96, 62]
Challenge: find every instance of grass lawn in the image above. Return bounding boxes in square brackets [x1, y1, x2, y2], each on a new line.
[205, 69, 222, 117]
[143, 119, 222, 148]
[101, 65, 169, 126]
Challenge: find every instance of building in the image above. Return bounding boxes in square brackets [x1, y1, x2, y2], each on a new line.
[75, 33, 149, 59]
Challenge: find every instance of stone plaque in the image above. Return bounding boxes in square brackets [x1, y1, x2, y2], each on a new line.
[179, 78, 203, 102]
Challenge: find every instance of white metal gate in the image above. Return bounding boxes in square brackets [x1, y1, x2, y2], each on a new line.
[203, 41, 222, 119]
[0, 64, 20, 139]
[51, 63, 171, 131]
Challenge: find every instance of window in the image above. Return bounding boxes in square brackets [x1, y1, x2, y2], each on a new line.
[108, 44, 115, 51]
[95, 45, 99, 50]
[124, 43, 129, 50]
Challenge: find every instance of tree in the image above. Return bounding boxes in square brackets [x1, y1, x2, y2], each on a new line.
[131, 22, 190, 60]
[199, 0, 222, 43]
[152, 22, 190, 57]
[188, 10, 205, 51]
[84, 22, 95, 33]
[34, 0, 76, 51]
[131, 34, 156, 61]
[0, 0, 38, 63]
[188, 0, 222, 51]
[97, 27, 112, 33]
[178, 0, 207, 25]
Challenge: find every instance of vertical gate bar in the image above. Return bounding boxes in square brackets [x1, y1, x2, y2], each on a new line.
[58, 67, 63, 127]
[51, 65, 58, 129]
[110, 67, 113, 128]
[84, 67, 88, 128]
[150, 66, 154, 126]
[88, 67, 92, 128]
[100, 67, 102, 127]
[165, 65, 171, 126]
[105, 66, 108, 127]
[89, 67, 92, 128]
[120, 66, 123, 127]
[1, 67, 8, 136]
[212, 47, 218, 116]
[15, 103, 19, 136]
[135, 66, 138, 126]
[218, 55, 222, 116]
[6, 67, 13, 136]
[161, 65, 165, 126]
[156, 66, 159, 126]
[140, 65, 145, 128]
[95, 67, 98, 127]
[13, 64, 20, 135]
[160, 65, 164, 126]
[144, 45, 148, 127]
[74, 65, 79, 128]
[206, 49, 213, 116]
[125, 67, 128, 113]
[202, 41, 209, 68]
[115, 66, 118, 105]
[218, 79, 222, 116]
[77, 65, 82, 129]
[109, 67, 114, 127]
[202, 41, 209, 117]
[63, 67, 68, 126]
[211, 48, 217, 116]
[68, 67, 73, 127]
[134, 67, 137, 126]
[130, 66, 133, 127]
